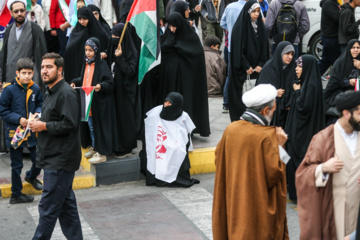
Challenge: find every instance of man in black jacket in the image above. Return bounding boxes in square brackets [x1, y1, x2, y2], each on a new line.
[318, 0, 341, 75]
[29, 53, 83, 240]
[338, 0, 360, 51]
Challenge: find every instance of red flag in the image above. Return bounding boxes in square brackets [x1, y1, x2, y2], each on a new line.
[0, 4, 11, 27]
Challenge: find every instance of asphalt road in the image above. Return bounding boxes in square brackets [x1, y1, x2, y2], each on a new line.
[0, 172, 300, 240]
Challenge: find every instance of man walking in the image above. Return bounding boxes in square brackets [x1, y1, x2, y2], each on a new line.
[29, 53, 83, 240]
[212, 84, 289, 239]
[296, 91, 360, 240]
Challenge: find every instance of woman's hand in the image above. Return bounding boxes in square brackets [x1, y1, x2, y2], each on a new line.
[293, 83, 301, 91]
[254, 66, 262, 73]
[277, 88, 285, 97]
[70, 83, 76, 89]
[94, 84, 101, 92]
[100, 52, 107, 59]
[246, 67, 254, 75]
[115, 46, 122, 57]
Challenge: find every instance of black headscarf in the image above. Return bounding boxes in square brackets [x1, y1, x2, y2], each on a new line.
[64, 6, 110, 83]
[160, 92, 184, 120]
[256, 41, 296, 128]
[228, 0, 269, 122]
[88, 4, 112, 38]
[324, 39, 360, 109]
[159, 12, 210, 136]
[169, 1, 190, 19]
[119, 0, 134, 23]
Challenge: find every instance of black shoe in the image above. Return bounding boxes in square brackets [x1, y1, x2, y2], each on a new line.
[222, 105, 229, 113]
[25, 177, 43, 191]
[10, 193, 34, 204]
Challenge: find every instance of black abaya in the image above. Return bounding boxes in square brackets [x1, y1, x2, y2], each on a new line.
[256, 41, 296, 128]
[108, 24, 141, 154]
[324, 39, 360, 109]
[72, 37, 119, 156]
[159, 12, 210, 136]
[88, 4, 112, 39]
[285, 54, 325, 201]
[65, 7, 110, 83]
[228, 0, 269, 122]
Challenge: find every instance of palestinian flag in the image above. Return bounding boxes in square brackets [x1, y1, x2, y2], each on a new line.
[126, 0, 160, 84]
[80, 86, 94, 122]
[0, 1, 11, 27]
[58, 0, 70, 22]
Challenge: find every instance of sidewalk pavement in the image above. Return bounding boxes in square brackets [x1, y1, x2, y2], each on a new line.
[0, 97, 230, 197]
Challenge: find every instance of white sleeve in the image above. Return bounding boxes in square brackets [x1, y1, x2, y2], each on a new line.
[315, 164, 329, 187]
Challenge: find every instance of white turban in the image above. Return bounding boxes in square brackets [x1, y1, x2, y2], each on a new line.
[7, 0, 27, 10]
[242, 84, 277, 108]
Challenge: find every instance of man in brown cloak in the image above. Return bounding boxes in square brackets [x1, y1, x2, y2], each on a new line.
[212, 84, 289, 240]
[296, 91, 360, 240]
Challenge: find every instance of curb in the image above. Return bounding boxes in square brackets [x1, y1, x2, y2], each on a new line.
[189, 147, 216, 175]
[0, 173, 95, 198]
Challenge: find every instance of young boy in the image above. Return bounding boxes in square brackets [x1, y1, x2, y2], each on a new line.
[0, 58, 44, 204]
[203, 35, 227, 97]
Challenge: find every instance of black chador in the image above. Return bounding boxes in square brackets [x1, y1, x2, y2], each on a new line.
[256, 41, 296, 128]
[107, 23, 141, 155]
[228, 0, 269, 122]
[159, 12, 210, 137]
[285, 55, 325, 202]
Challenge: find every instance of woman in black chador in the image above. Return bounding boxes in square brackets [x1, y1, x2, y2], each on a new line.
[145, 92, 200, 188]
[64, 6, 109, 83]
[256, 41, 296, 128]
[228, 0, 269, 122]
[107, 23, 141, 158]
[324, 39, 360, 125]
[88, 4, 112, 39]
[285, 55, 325, 202]
[159, 12, 210, 137]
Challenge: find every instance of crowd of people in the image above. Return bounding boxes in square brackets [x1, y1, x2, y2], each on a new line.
[2, 0, 360, 238]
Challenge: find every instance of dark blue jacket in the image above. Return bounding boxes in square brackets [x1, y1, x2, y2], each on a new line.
[0, 78, 43, 148]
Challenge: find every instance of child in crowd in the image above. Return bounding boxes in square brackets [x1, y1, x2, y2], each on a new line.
[0, 58, 43, 204]
[27, 0, 46, 30]
[203, 35, 227, 97]
[71, 37, 118, 164]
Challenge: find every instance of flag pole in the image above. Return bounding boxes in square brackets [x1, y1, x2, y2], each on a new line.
[118, 21, 129, 50]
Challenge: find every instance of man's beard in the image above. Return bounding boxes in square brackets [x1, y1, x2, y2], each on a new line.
[264, 111, 273, 125]
[15, 16, 25, 24]
[42, 74, 57, 85]
[349, 115, 360, 131]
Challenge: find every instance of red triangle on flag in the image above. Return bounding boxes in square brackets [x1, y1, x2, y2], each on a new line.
[0, 5, 11, 27]
[82, 86, 94, 96]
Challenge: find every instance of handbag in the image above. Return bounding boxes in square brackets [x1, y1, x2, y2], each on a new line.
[243, 74, 256, 94]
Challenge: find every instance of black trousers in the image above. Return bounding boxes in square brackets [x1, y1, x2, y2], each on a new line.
[33, 169, 82, 240]
[318, 35, 341, 75]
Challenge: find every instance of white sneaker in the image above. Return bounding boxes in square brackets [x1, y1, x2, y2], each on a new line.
[84, 147, 96, 159]
[88, 153, 107, 164]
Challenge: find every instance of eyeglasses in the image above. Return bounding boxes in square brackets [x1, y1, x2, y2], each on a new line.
[13, 9, 26, 14]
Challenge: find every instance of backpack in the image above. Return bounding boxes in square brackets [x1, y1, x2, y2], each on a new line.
[273, 4, 298, 44]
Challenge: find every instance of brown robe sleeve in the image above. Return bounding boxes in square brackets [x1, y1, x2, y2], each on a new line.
[296, 125, 337, 240]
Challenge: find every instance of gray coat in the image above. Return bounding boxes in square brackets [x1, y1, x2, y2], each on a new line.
[265, 0, 310, 44]
[201, 0, 225, 23]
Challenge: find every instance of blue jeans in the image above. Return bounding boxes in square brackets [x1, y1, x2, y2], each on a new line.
[318, 36, 341, 75]
[87, 116, 95, 148]
[56, 29, 67, 58]
[223, 50, 230, 106]
[10, 146, 41, 197]
[33, 169, 83, 240]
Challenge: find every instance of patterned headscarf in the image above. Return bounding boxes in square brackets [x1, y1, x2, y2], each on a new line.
[296, 56, 303, 67]
[85, 39, 98, 64]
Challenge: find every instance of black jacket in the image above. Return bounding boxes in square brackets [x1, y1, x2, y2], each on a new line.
[320, 0, 340, 38]
[338, 3, 360, 45]
[36, 80, 82, 172]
